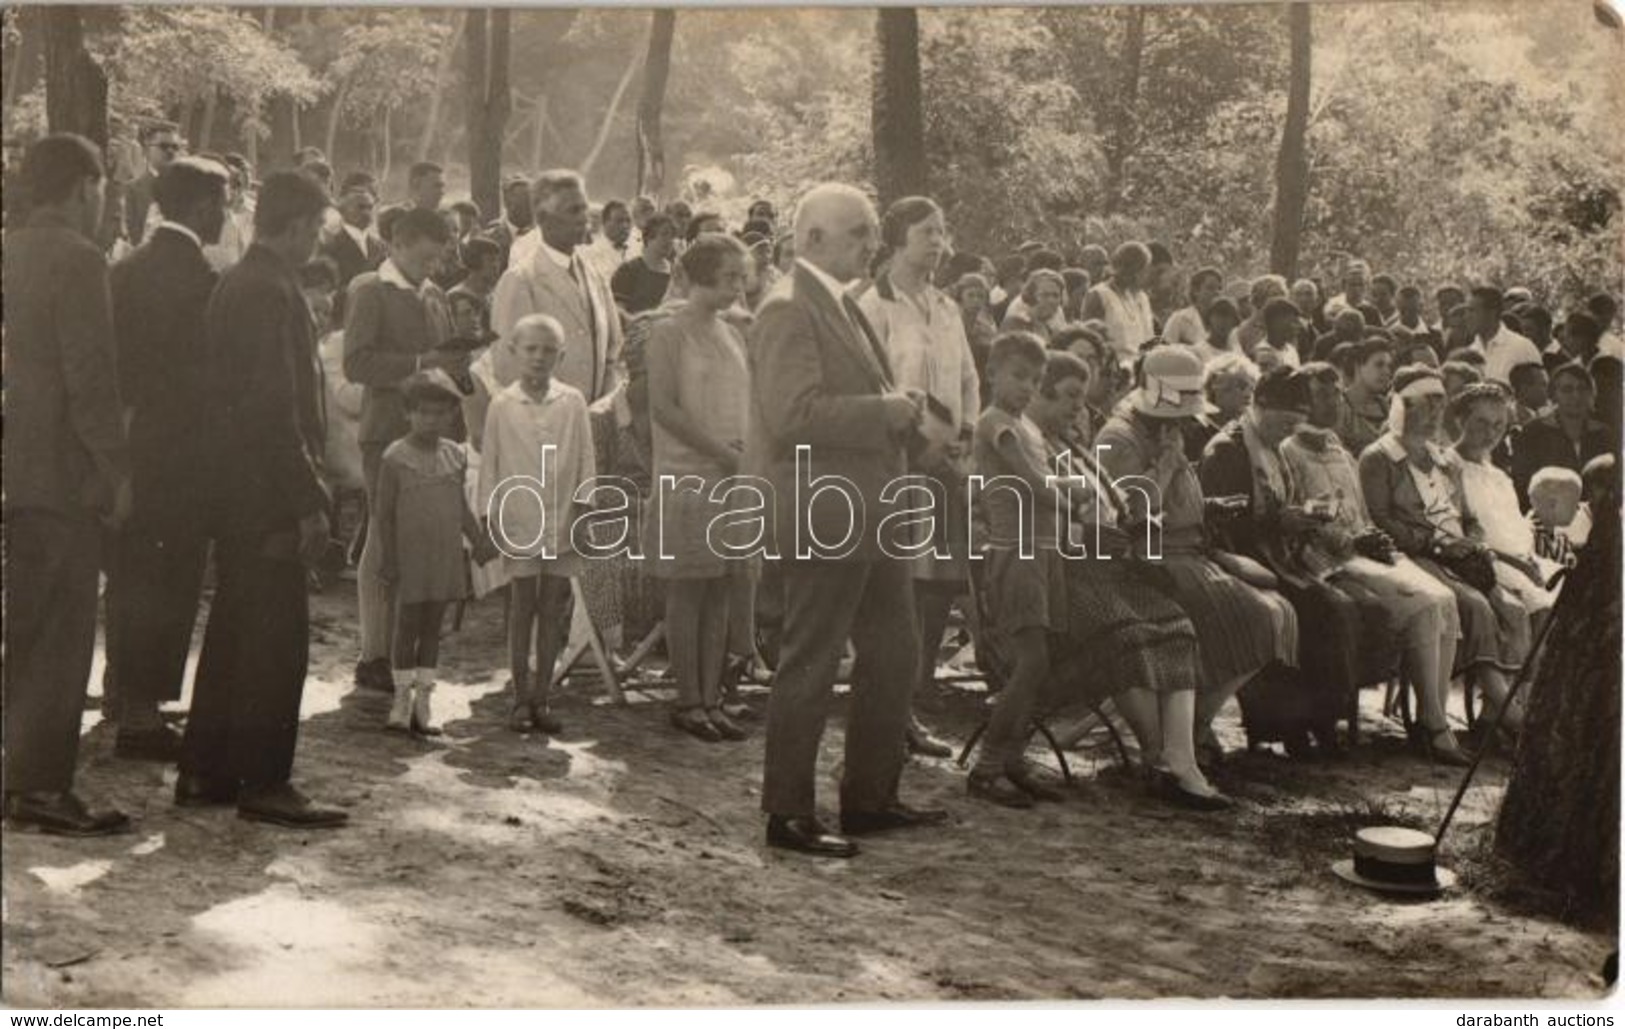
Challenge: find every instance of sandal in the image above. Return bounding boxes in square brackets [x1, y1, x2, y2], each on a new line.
[1423, 727, 1473, 767]
[705, 708, 748, 741]
[671, 707, 722, 742]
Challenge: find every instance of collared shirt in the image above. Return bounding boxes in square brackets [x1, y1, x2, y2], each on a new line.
[858, 277, 980, 432]
[582, 234, 635, 284]
[1472, 325, 1542, 385]
[343, 221, 372, 255]
[153, 220, 202, 249]
[477, 377, 595, 560]
[378, 258, 430, 296]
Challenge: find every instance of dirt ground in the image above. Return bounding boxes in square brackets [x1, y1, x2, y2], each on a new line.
[2, 581, 1614, 1008]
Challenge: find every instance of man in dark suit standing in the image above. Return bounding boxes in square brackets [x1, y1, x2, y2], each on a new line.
[180, 171, 346, 828]
[123, 122, 184, 246]
[107, 157, 230, 761]
[749, 183, 948, 858]
[319, 182, 386, 319]
[3, 135, 133, 836]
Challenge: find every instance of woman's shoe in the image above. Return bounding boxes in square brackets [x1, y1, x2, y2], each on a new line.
[967, 770, 1035, 809]
[411, 682, 443, 737]
[672, 707, 722, 742]
[1006, 761, 1067, 802]
[706, 708, 748, 741]
[1424, 728, 1473, 767]
[1153, 769, 1235, 811]
[386, 683, 414, 733]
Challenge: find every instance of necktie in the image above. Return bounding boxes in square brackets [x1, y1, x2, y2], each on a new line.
[841, 293, 895, 390]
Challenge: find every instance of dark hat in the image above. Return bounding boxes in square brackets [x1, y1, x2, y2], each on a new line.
[1332, 826, 1456, 896]
[1253, 367, 1312, 414]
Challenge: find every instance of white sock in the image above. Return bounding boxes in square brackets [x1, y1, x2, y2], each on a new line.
[417, 667, 436, 688]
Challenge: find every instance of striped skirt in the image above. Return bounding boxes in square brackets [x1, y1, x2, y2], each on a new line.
[1155, 554, 1299, 689]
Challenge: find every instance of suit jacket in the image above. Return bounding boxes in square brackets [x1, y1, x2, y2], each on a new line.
[490, 241, 622, 403]
[2, 210, 130, 516]
[1508, 413, 1615, 509]
[110, 226, 219, 535]
[342, 269, 452, 446]
[320, 227, 387, 296]
[747, 262, 908, 562]
[125, 172, 157, 243]
[203, 243, 329, 540]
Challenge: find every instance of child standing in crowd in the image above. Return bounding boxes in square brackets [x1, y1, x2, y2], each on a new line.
[375, 372, 496, 735]
[645, 234, 754, 742]
[480, 315, 597, 735]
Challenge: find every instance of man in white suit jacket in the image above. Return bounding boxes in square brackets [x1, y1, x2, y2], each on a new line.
[491, 170, 623, 405]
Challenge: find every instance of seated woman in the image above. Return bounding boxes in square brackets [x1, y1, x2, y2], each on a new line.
[1182, 351, 1258, 461]
[1279, 363, 1468, 764]
[999, 268, 1067, 344]
[1451, 383, 1558, 632]
[967, 336, 1221, 810]
[1359, 365, 1533, 736]
[1096, 347, 1300, 752]
[1200, 367, 1378, 754]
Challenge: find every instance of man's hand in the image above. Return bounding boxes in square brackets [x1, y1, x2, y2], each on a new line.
[1437, 537, 1479, 561]
[881, 392, 922, 432]
[298, 511, 331, 567]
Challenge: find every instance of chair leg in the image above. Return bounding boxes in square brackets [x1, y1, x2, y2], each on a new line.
[1092, 702, 1134, 770]
[1032, 721, 1073, 785]
[957, 720, 988, 769]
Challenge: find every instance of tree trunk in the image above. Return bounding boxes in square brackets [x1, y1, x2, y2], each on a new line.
[323, 77, 351, 164]
[1269, 3, 1312, 279]
[416, 8, 467, 164]
[530, 91, 549, 172]
[871, 8, 926, 209]
[1495, 483, 1620, 930]
[379, 106, 393, 183]
[4, 8, 42, 127]
[466, 9, 511, 226]
[635, 9, 676, 199]
[197, 88, 219, 152]
[1101, 5, 1146, 215]
[43, 5, 109, 150]
[580, 42, 641, 182]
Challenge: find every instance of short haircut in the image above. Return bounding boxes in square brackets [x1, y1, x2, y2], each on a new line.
[601, 199, 629, 221]
[253, 170, 328, 238]
[685, 210, 725, 243]
[1062, 267, 1091, 294]
[1188, 266, 1223, 297]
[1147, 241, 1173, 266]
[1470, 286, 1503, 311]
[1587, 292, 1619, 321]
[1204, 351, 1260, 397]
[402, 371, 462, 410]
[1299, 361, 1342, 389]
[531, 169, 585, 212]
[339, 171, 377, 196]
[1436, 284, 1464, 300]
[1549, 362, 1595, 393]
[1329, 341, 1363, 377]
[1262, 297, 1301, 323]
[448, 290, 484, 313]
[748, 199, 776, 218]
[1443, 346, 1486, 368]
[1250, 274, 1289, 308]
[1439, 360, 1484, 387]
[1026, 248, 1065, 273]
[459, 236, 501, 270]
[1354, 337, 1394, 367]
[1449, 381, 1509, 422]
[140, 121, 182, 145]
[1508, 361, 1547, 392]
[1041, 350, 1093, 395]
[393, 207, 451, 247]
[1397, 284, 1423, 299]
[741, 217, 775, 240]
[1393, 363, 1444, 394]
[302, 159, 332, 183]
[1207, 297, 1240, 322]
[20, 134, 104, 209]
[995, 254, 1027, 281]
[449, 199, 480, 220]
[293, 146, 326, 165]
[1372, 273, 1398, 291]
[1052, 324, 1106, 356]
[376, 206, 404, 244]
[152, 157, 229, 219]
[299, 256, 341, 292]
[1113, 241, 1151, 271]
[678, 232, 749, 287]
[222, 152, 250, 174]
[641, 213, 677, 240]
[408, 162, 443, 187]
[988, 331, 1047, 372]
[1528, 466, 1583, 502]
[879, 195, 941, 249]
[1565, 311, 1601, 343]
[1020, 268, 1066, 304]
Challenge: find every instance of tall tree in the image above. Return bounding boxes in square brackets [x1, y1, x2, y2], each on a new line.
[43, 5, 108, 149]
[1495, 475, 1620, 929]
[872, 8, 925, 207]
[1100, 6, 1146, 215]
[635, 9, 676, 198]
[415, 9, 466, 164]
[1269, 3, 1312, 278]
[465, 8, 511, 224]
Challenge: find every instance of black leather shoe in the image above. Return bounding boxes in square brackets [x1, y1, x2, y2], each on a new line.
[4, 791, 131, 837]
[1153, 770, 1235, 812]
[174, 772, 240, 808]
[840, 802, 950, 836]
[906, 723, 954, 759]
[115, 724, 184, 762]
[238, 784, 348, 829]
[354, 658, 395, 693]
[766, 815, 859, 858]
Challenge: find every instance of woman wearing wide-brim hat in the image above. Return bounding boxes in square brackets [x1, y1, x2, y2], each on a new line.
[1096, 346, 1302, 771]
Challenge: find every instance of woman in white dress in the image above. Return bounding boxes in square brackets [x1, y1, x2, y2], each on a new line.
[1081, 241, 1157, 364]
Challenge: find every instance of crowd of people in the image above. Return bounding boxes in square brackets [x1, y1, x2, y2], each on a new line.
[3, 120, 1620, 860]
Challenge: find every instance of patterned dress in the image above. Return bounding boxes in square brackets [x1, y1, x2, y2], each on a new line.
[381, 437, 470, 604]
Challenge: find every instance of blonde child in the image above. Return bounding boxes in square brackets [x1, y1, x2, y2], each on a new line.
[375, 372, 496, 734]
[479, 315, 597, 734]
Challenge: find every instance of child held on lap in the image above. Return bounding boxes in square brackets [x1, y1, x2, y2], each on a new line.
[375, 371, 497, 735]
[478, 314, 597, 735]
